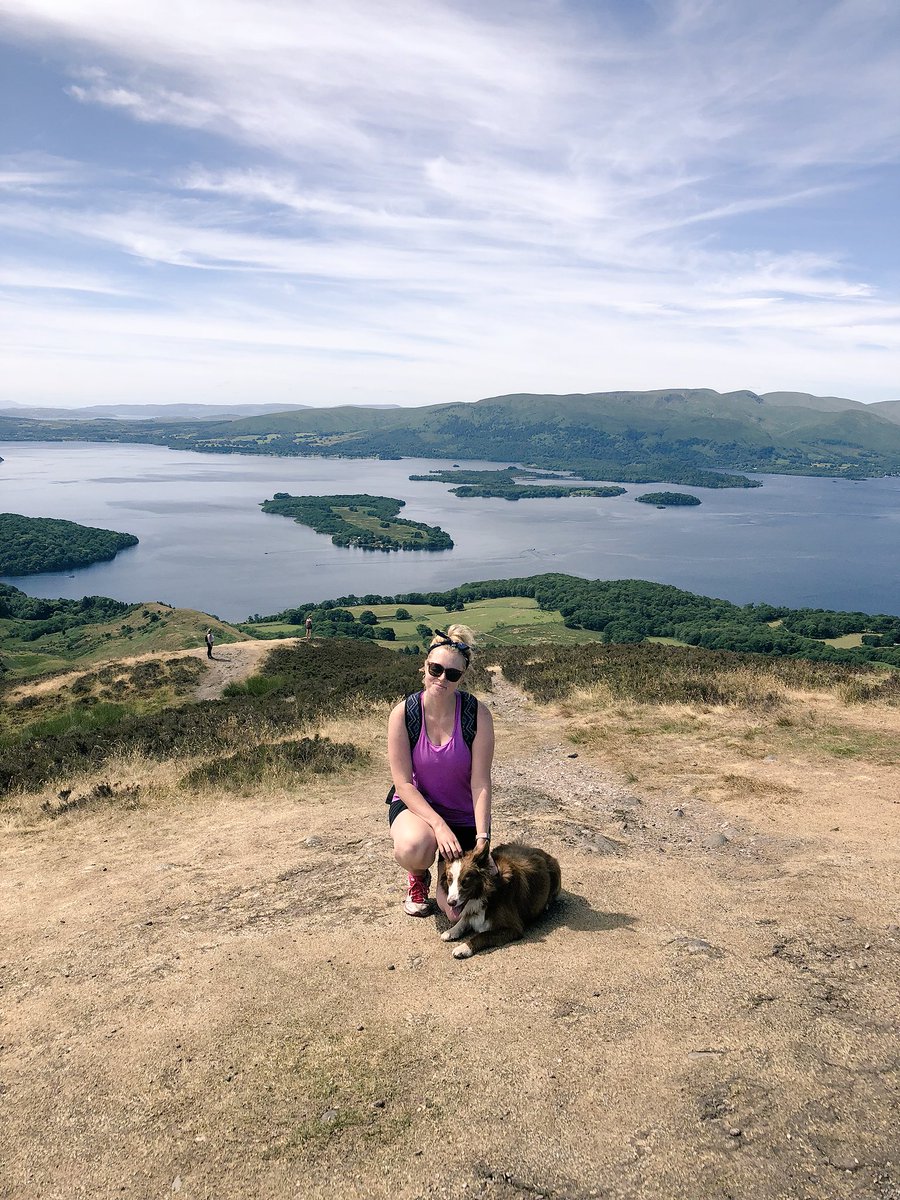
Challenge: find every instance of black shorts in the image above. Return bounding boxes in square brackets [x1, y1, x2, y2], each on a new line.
[387, 797, 478, 853]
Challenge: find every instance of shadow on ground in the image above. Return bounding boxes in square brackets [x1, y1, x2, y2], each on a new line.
[434, 890, 636, 953]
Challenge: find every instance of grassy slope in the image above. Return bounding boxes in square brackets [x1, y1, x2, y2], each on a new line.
[7, 585, 890, 683]
[1, 602, 248, 679]
[3, 633, 898, 1199]
[868, 398, 900, 425]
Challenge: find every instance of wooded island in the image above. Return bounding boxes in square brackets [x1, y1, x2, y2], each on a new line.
[260, 493, 453, 551]
[0, 513, 139, 576]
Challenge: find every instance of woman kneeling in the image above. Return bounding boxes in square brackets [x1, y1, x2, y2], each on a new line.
[387, 625, 494, 918]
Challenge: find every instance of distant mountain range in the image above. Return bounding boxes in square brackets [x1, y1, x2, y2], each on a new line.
[0, 401, 311, 421]
[1, 388, 899, 480]
[0, 401, 404, 421]
[191, 388, 900, 478]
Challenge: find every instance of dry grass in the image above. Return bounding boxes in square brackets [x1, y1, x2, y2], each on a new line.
[5, 751, 183, 830]
[560, 678, 900, 844]
[719, 773, 802, 800]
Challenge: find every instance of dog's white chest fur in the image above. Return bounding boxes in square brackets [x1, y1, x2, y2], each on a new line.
[461, 899, 489, 932]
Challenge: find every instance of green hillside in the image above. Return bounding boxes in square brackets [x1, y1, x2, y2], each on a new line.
[867, 398, 900, 425]
[203, 388, 900, 477]
[0, 584, 246, 679]
[3, 388, 900, 478]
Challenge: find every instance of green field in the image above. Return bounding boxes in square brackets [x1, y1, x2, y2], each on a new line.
[330, 506, 428, 543]
[245, 596, 606, 649]
[820, 633, 868, 648]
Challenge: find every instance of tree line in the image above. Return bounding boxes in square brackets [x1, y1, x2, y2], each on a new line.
[254, 574, 900, 668]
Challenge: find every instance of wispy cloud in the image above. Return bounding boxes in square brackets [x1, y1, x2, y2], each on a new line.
[0, 0, 898, 405]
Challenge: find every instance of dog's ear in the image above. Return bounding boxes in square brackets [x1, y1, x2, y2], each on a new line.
[473, 839, 491, 864]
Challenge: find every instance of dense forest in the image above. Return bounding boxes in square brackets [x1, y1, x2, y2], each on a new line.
[260, 493, 453, 551]
[0, 514, 138, 576]
[256, 574, 900, 667]
[0, 583, 134, 644]
[636, 492, 701, 506]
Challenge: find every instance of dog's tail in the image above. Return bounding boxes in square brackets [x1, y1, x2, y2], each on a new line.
[542, 850, 562, 905]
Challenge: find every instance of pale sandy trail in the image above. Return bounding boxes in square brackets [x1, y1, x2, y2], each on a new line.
[193, 637, 299, 700]
[1, 668, 898, 1200]
[7, 636, 297, 704]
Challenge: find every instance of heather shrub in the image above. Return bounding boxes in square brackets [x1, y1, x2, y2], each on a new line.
[181, 736, 369, 791]
[489, 642, 877, 708]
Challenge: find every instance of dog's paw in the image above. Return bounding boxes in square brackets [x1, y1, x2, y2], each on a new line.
[441, 928, 457, 941]
[452, 943, 473, 959]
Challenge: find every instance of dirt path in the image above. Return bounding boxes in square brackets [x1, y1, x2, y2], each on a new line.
[193, 637, 299, 700]
[2, 671, 898, 1200]
[7, 636, 299, 705]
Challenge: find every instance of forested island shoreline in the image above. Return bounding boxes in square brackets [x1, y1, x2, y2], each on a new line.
[408, 467, 629, 500]
[0, 513, 138, 577]
[260, 493, 453, 551]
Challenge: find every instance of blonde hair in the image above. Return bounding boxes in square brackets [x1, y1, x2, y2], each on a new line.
[427, 623, 476, 660]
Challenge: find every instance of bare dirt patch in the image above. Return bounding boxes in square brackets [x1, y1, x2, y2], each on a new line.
[193, 637, 298, 700]
[2, 670, 898, 1200]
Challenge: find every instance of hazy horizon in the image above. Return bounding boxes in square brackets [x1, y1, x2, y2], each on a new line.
[3, 388, 899, 413]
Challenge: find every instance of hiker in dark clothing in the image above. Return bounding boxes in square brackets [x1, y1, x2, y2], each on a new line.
[205, 628, 214, 658]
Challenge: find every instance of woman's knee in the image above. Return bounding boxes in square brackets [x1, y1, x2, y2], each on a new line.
[391, 823, 437, 868]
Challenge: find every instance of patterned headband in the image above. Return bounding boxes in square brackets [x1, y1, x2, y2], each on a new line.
[431, 630, 471, 659]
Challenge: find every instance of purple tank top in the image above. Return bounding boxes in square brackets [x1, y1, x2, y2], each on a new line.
[411, 691, 474, 827]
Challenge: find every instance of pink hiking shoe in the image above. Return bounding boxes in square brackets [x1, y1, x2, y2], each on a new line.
[403, 870, 432, 916]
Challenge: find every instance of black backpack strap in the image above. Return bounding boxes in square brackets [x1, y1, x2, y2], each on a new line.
[460, 690, 478, 751]
[404, 691, 423, 749]
[386, 692, 422, 805]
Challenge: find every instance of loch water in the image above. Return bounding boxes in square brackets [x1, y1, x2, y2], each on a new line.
[2, 441, 898, 621]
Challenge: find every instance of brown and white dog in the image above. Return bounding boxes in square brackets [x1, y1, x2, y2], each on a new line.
[438, 840, 561, 959]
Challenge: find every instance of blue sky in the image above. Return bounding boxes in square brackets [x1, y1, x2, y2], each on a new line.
[1, 0, 898, 408]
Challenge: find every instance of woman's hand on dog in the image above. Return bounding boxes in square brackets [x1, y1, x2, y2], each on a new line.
[433, 820, 462, 860]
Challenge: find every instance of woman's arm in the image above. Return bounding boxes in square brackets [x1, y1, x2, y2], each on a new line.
[470, 701, 495, 839]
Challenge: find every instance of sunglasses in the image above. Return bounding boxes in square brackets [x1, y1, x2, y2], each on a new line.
[427, 661, 465, 682]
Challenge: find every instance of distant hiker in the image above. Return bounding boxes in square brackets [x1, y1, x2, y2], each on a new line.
[205, 628, 214, 658]
[305, 614, 313, 641]
[386, 624, 494, 918]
